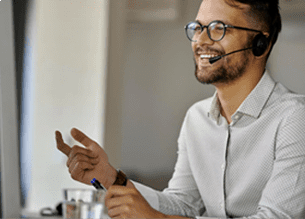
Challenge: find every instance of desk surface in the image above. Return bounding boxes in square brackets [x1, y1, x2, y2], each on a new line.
[21, 209, 62, 219]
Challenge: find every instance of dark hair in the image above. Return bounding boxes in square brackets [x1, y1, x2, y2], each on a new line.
[226, 0, 282, 58]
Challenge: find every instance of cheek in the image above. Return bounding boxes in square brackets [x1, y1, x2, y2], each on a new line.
[220, 37, 234, 52]
[223, 33, 251, 51]
[191, 42, 197, 53]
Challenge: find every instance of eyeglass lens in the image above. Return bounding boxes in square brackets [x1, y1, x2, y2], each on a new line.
[186, 21, 225, 42]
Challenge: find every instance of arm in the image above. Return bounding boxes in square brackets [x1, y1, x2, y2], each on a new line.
[105, 140, 205, 218]
[56, 127, 205, 218]
[56, 128, 124, 190]
[156, 142, 205, 217]
[245, 107, 305, 218]
[106, 111, 205, 218]
[105, 185, 191, 218]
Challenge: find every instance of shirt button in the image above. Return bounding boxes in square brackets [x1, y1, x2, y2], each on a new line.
[234, 115, 240, 120]
[221, 163, 225, 170]
[220, 203, 224, 208]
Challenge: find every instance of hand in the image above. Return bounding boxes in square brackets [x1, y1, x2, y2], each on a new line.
[105, 185, 166, 218]
[56, 128, 116, 187]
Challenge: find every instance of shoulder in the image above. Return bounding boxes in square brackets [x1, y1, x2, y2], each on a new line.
[269, 83, 305, 143]
[179, 95, 214, 132]
[178, 95, 214, 145]
[269, 83, 305, 116]
[186, 96, 214, 117]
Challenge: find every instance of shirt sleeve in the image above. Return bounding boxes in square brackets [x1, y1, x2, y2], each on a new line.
[132, 180, 160, 210]
[156, 110, 205, 217]
[133, 139, 205, 217]
[245, 106, 305, 219]
[157, 138, 205, 217]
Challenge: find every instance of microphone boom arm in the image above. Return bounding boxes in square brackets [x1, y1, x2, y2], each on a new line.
[209, 47, 253, 64]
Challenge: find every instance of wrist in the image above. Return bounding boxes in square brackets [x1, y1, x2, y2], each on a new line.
[104, 166, 134, 189]
[103, 163, 117, 190]
[113, 169, 128, 186]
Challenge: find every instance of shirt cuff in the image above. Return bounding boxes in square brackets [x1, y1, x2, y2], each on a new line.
[131, 180, 159, 211]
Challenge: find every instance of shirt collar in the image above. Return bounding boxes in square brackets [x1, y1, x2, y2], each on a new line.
[208, 92, 221, 122]
[208, 70, 276, 123]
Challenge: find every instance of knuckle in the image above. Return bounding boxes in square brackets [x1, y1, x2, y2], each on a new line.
[73, 154, 82, 161]
[71, 173, 77, 180]
[107, 209, 113, 217]
[70, 145, 78, 154]
[77, 162, 85, 169]
[71, 170, 80, 181]
[75, 161, 88, 170]
[127, 195, 135, 204]
[74, 162, 81, 169]
[123, 205, 131, 213]
[70, 149, 84, 160]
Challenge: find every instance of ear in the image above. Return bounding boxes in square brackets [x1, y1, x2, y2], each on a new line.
[254, 32, 272, 59]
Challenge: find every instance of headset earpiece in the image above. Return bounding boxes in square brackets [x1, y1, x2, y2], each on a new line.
[252, 33, 269, 57]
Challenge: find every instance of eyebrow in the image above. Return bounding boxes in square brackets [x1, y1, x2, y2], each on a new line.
[215, 19, 236, 26]
[195, 19, 202, 25]
[195, 19, 235, 26]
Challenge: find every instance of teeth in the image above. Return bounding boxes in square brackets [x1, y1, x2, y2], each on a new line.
[200, 54, 218, 59]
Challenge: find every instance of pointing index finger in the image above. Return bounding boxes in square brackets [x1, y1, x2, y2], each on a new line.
[56, 130, 71, 156]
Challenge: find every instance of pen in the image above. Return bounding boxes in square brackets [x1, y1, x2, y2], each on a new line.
[91, 178, 107, 191]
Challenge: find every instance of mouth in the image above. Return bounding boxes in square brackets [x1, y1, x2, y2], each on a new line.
[195, 52, 221, 67]
[199, 54, 219, 59]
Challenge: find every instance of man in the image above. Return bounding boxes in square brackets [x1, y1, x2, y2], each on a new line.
[56, 0, 305, 218]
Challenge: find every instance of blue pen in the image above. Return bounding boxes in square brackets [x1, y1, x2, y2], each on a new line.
[91, 178, 107, 191]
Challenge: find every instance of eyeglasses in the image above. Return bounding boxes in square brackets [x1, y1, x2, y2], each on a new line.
[185, 20, 262, 42]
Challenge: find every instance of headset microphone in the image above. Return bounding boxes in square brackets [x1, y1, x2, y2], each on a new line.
[208, 47, 253, 64]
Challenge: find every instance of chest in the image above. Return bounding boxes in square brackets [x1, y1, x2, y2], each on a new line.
[184, 113, 280, 214]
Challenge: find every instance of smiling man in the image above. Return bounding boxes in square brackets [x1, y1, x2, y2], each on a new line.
[56, 0, 305, 218]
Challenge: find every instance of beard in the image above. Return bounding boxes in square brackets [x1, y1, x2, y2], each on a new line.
[194, 48, 251, 85]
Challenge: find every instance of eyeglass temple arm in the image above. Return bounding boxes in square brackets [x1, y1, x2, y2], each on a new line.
[226, 25, 262, 34]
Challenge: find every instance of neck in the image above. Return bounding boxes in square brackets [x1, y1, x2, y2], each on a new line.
[214, 66, 265, 124]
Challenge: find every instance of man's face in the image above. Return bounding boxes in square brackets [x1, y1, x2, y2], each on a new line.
[193, 0, 254, 85]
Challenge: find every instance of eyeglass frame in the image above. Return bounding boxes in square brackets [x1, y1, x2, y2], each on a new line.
[184, 20, 263, 42]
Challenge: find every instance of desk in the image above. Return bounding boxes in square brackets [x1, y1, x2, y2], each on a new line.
[21, 209, 62, 219]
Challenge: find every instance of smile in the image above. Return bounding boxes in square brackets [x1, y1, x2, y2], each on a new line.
[200, 54, 218, 59]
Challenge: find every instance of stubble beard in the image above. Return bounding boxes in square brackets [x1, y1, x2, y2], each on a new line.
[194, 50, 251, 85]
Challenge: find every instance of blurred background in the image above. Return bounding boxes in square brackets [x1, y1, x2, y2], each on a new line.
[0, 0, 304, 216]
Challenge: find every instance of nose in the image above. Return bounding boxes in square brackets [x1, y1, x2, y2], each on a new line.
[196, 28, 214, 46]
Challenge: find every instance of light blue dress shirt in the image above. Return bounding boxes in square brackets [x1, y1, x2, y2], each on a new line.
[134, 70, 305, 218]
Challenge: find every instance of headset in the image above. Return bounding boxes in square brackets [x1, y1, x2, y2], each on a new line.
[209, 33, 270, 64]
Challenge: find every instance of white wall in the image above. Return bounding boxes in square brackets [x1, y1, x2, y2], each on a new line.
[268, 1, 305, 94]
[119, 1, 215, 188]
[21, 0, 110, 212]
